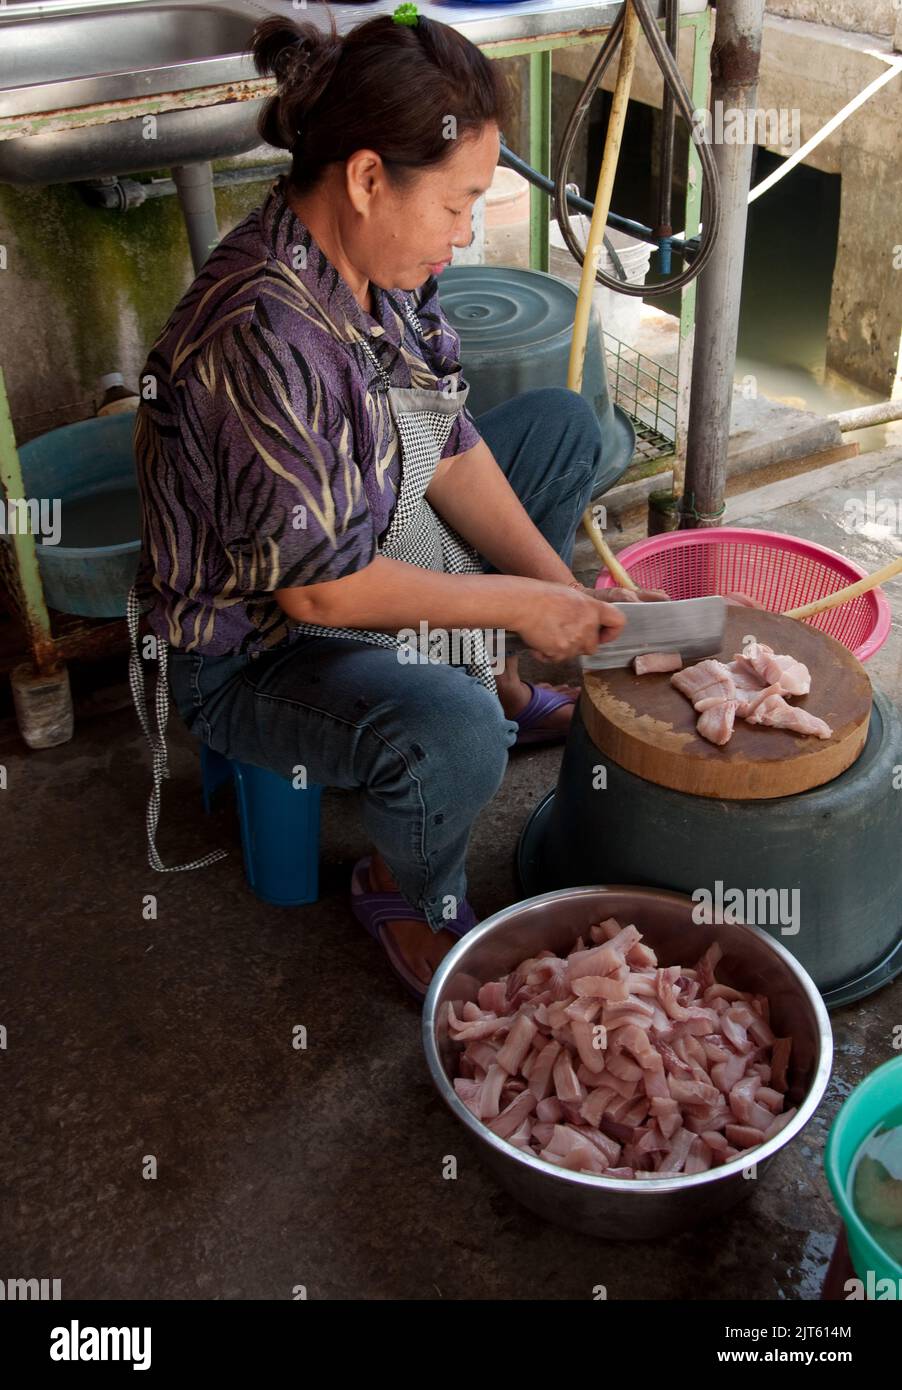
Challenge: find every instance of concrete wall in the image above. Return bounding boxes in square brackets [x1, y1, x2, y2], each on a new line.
[765, 2, 896, 39]
[0, 158, 271, 444]
[761, 19, 902, 393]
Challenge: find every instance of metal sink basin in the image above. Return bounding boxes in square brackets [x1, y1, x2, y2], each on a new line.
[0, 0, 267, 184]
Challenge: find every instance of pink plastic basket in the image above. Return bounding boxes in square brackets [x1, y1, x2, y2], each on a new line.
[596, 527, 891, 662]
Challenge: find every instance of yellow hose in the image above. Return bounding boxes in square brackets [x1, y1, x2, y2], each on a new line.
[569, 0, 641, 589]
[783, 554, 902, 620]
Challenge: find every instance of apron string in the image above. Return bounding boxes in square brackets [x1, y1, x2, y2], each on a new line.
[127, 585, 228, 874]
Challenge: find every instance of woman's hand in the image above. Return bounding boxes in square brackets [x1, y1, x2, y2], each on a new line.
[581, 582, 766, 607]
[580, 583, 671, 603]
[514, 582, 626, 663]
[723, 591, 766, 609]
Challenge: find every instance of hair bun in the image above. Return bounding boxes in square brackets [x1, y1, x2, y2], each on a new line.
[299, 37, 343, 102]
[252, 17, 317, 83]
[252, 15, 344, 147]
[274, 35, 315, 83]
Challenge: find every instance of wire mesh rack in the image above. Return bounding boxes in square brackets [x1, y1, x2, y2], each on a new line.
[604, 331, 677, 464]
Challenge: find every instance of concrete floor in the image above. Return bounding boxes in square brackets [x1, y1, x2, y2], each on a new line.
[3, 449, 901, 1301]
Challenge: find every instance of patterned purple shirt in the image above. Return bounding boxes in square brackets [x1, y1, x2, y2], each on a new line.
[134, 174, 482, 654]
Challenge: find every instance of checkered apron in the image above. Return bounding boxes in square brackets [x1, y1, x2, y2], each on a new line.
[289, 295, 498, 695]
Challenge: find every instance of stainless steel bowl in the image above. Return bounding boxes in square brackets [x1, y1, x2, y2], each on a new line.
[423, 886, 833, 1240]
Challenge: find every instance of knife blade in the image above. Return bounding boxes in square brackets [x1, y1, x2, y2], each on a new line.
[580, 595, 728, 671]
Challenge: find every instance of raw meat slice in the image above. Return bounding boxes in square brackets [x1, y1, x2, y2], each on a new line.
[735, 641, 811, 696]
[495, 1012, 537, 1074]
[634, 652, 683, 675]
[478, 980, 508, 1013]
[453, 1078, 483, 1117]
[726, 658, 768, 699]
[478, 1064, 507, 1119]
[446, 1003, 507, 1040]
[671, 659, 737, 706]
[650, 1096, 683, 1139]
[763, 1108, 797, 1140]
[743, 692, 832, 739]
[486, 1090, 537, 1139]
[506, 1118, 534, 1150]
[684, 1136, 714, 1174]
[734, 682, 782, 719]
[527, 1039, 561, 1101]
[565, 996, 603, 1024]
[659, 1127, 696, 1173]
[696, 699, 739, 746]
[769, 1036, 792, 1091]
[725, 1123, 767, 1149]
[570, 1017, 606, 1074]
[552, 1047, 583, 1103]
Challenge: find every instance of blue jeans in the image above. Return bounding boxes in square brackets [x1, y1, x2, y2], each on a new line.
[167, 387, 602, 930]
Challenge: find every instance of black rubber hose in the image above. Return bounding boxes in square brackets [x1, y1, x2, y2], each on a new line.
[655, 0, 678, 244]
[553, 0, 721, 297]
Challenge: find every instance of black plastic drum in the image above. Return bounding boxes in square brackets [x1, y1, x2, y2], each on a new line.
[440, 265, 635, 498]
[518, 685, 902, 1008]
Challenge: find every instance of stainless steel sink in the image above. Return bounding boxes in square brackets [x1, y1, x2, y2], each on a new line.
[0, 0, 674, 186]
[10, 5, 247, 85]
[0, 0, 268, 184]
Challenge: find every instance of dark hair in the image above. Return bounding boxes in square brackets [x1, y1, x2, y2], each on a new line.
[251, 7, 513, 197]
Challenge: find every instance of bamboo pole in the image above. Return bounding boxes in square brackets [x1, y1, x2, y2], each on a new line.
[571, 0, 642, 589]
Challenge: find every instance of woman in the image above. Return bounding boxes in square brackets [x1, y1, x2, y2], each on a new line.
[134, 5, 651, 999]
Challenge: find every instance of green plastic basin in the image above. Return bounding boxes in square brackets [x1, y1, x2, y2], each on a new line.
[825, 1055, 902, 1293]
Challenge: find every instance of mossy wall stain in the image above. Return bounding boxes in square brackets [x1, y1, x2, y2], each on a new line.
[0, 168, 270, 443]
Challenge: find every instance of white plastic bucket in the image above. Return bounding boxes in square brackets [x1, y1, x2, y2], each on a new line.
[550, 214, 651, 345]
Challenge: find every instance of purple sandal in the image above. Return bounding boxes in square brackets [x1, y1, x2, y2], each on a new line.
[350, 856, 479, 1002]
[513, 682, 579, 746]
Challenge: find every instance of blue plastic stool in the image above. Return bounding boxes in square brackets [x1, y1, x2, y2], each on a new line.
[200, 745, 322, 907]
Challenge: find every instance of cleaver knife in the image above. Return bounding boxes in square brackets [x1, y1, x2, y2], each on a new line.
[580, 595, 728, 671]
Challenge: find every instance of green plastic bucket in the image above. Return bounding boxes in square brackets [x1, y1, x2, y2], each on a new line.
[825, 1055, 902, 1295]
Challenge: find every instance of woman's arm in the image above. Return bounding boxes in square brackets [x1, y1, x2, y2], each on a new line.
[424, 437, 577, 584]
[275, 555, 625, 663]
[424, 441, 670, 606]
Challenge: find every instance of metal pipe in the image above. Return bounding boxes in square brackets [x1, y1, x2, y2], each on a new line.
[170, 161, 220, 274]
[829, 400, 902, 431]
[654, 0, 678, 274]
[680, 0, 766, 530]
[138, 163, 291, 198]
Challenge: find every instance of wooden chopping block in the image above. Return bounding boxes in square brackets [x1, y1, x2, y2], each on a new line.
[581, 608, 872, 799]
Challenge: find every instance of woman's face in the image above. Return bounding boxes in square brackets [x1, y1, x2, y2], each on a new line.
[346, 121, 502, 292]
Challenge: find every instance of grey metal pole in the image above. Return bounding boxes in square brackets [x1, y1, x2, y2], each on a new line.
[171, 162, 220, 275]
[830, 400, 902, 431]
[680, 0, 766, 529]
